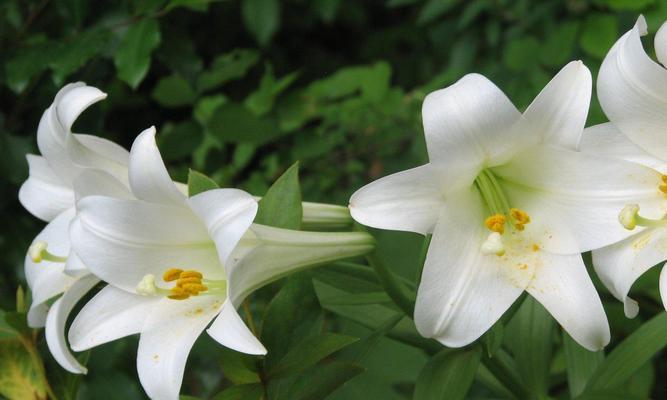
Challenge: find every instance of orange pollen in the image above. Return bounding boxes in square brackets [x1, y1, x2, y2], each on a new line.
[163, 268, 183, 282]
[510, 208, 530, 225]
[484, 214, 506, 234]
[532, 244, 540, 251]
[662, 175, 667, 184]
[660, 185, 667, 194]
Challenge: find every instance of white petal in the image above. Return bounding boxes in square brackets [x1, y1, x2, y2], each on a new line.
[63, 251, 88, 277]
[523, 61, 591, 150]
[187, 189, 257, 265]
[71, 196, 221, 292]
[579, 123, 667, 172]
[228, 224, 375, 304]
[45, 275, 99, 374]
[25, 209, 77, 327]
[526, 253, 610, 351]
[592, 228, 667, 318]
[660, 265, 667, 311]
[207, 300, 266, 355]
[72, 169, 132, 201]
[349, 164, 445, 234]
[137, 295, 224, 400]
[422, 73, 522, 168]
[129, 127, 186, 206]
[413, 188, 534, 347]
[655, 21, 667, 68]
[597, 16, 667, 160]
[19, 155, 74, 222]
[69, 285, 160, 351]
[494, 144, 664, 253]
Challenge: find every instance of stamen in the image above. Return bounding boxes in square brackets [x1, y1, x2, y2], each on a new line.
[180, 270, 203, 279]
[509, 208, 531, 231]
[662, 174, 667, 184]
[485, 214, 506, 234]
[163, 268, 183, 282]
[660, 185, 667, 194]
[28, 241, 67, 263]
[481, 232, 505, 256]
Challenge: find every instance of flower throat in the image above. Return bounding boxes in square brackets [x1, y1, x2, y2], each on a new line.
[474, 169, 531, 255]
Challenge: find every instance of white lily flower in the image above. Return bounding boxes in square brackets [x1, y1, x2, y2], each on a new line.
[68, 128, 374, 400]
[349, 61, 664, 350]
[18, 82, 132, 374]
[580, 16, 667, 317]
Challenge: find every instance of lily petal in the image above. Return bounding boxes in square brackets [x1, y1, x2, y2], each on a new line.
[414, 188, 532, 347]
[63, 251, 88, 277]
[129, 127, 186, 206]
[526, 253, 610, 351]
[579, 123, 667, 172]
[494, 144, 664, 253]
[45, 274, 99, 374]
[660, 265, 667, 311]
[523, 61, 591, 150]
[137, 295, 224, 400]
[228, 224, 375, 304]
[655, 21, 667, 68]
[592, 228, 667, 318]
[71, 196, 221, 292]
[349, 164, 445, 235]
[597, 16, 667, 160]
[26, 209, 77, 327]
[422, 73, 522, 169]
[72, 169, 133, 201]
[207, 300, 266, 355]
[187, 189, 258, 265]
[19, 154, 74, 222]
[69, 286, 160, 351]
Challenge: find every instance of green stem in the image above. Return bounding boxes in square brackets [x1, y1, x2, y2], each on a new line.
[365, 252, 415, 317]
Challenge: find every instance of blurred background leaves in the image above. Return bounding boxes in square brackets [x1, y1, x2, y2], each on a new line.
[2, 0, 667, 398]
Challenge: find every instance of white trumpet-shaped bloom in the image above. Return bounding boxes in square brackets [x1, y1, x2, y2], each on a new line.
[349, 61, 664, 350]
[582, 16, 667, 317]
[18, 82, 131, 374]
[68, 128, 374, 400]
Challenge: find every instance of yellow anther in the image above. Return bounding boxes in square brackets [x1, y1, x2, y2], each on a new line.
[484, 214, 506, 234]
[163, 268, 183, 282]
[179, 270, 203, 279]
[167, 293, 190, 300]
[660, 185, 667, 194]
[181, 283, 208, 294]
[661, 174, 667, 184]
[176, 277, 202, 286]
[510, 208, 530, 224]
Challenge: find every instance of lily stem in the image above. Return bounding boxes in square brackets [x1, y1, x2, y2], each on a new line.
[365, 252, 415, 318]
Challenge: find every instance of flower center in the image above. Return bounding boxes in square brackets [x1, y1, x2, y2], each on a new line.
[136, 268, 227, 300]
[474, 169, 531, 256]
[28, 241, 68, 263]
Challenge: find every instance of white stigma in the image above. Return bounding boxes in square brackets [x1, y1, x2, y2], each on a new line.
[29, 241, 48, 263]
[481, 232, 505, 256]
[137, 274, 158, 295]
[619, 204, 639, 230]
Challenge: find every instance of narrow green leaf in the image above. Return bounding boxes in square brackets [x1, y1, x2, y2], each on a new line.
[212, 383, 263, 400]
[414, 346, 482, 400]
[268, 333, 358, 378]
[241, 0, 280, 46]
[255, 162, 302, 230]
[187, 169, 219, 197]
[208, 102, 281, 145]
[244, 65, 299, 116]
[151, 75, 197, 108]
[506, 296, 554, 396]
[563, 331, 604, 397]
[483, 321, 504, 358]
[114, 18, 161, 88]
[286, 361, 365, 400]
[196, 49, 259, 92]
[575, 390, 644, 400]
[219, 347, 260, 385]
[586, 313, 667, 391]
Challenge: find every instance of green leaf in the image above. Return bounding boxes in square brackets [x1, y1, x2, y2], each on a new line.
[268, 333, 359, 378]
[219, 347, 260, 385]
[49, 28, 110, 85]
[0, 340, 47, 400]
[564, 331, 604, 397]
[244, 65, 299, 116]
[575, 391, 645, 400]
[593, 0, 654, 11]
[187, 169, 219, 197]
[503, 36, 541, 71]
[506, 296, 554, 396]
[286, 361, 365, 400]
[417, 0, 463, 25]
[5, 41, 53, 93]
[261, 274, 322, 371]
[212, 383, 263, 400]
[539, 21, 579, 67]
[151, 75, 197, 108]
[413, 346, 482, 400]
[0, 310, 21, 340]
[579, 14, 618, 59]
[114, 18, 161, 88]
[158, 120, 203, 161]
[586, 312, 667, 391]
[196, 49, 260, 93]
[255, 162, 302, 230]
[207, 102, 280, 145]
[241, 0, 280, 46]
[483, 321, 504, 358]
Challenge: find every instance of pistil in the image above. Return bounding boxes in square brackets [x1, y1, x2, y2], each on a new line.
[619, 204, 667, 230]
[28, 241, 68, 263]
